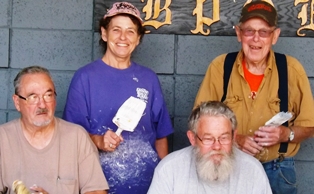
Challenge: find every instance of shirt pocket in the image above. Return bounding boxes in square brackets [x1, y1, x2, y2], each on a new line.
[267, 97, 280, 114]
[57, 178, 77, 194]
[224, 95, 243, 111]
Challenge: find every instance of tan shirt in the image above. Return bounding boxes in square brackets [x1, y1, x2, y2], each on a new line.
[0, 118, 109, 194]
[195, 50, 314, 162]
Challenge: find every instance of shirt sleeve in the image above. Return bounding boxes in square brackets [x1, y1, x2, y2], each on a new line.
[63, 72, 92, 133]
[151, 75, 174, 139]
[78, 130, 109, 193]
[287, 55, 314, 127]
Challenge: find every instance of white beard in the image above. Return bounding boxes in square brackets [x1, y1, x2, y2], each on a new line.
[33, 119, 52, 127]
[194, 146, 235, 183]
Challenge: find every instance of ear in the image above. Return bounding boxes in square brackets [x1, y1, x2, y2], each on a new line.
[187, 130, 196, 146]
[233, 129, 238, 141]
[100, 27, 108, 42]
[271, 28, 281, 45]
[12, 95, 21, 112]
[235, 26, 242, 42]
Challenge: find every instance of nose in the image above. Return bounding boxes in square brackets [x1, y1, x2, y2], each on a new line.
[120, 31, 126, 40]
[36, 96, 47, 108]
[253, 31, 260, 42]
[211, 139, 222, 150]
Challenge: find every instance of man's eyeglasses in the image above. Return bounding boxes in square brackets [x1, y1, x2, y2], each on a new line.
[196, 134, 232, 145]
[240, 28, 276, 38]
[16, 92, 57, 105]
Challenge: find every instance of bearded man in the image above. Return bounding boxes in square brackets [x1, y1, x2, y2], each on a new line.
[148, 101, 271, 194]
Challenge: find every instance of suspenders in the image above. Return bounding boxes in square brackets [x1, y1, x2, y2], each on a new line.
[222, 52, 288, 160]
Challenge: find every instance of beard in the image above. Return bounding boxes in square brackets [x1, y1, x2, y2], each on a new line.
[194, 146, 235, 183]
[33, 108, 52, 127]
[33, 119, 52, 127]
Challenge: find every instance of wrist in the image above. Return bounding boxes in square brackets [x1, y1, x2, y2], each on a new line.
[287, 127, 295, 142]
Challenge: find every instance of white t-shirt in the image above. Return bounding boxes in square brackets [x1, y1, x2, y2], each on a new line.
[148, 146, 272, 194]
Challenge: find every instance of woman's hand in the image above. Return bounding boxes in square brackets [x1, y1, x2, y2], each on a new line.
[90, 130, 123, 152]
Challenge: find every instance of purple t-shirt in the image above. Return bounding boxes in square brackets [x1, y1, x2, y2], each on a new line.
[63, 59, 173, 194]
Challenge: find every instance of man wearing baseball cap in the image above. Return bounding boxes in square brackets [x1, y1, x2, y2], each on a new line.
[195, 1, 314, 193]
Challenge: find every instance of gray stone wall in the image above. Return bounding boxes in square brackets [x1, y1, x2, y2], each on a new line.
[1, 0, 314, 192]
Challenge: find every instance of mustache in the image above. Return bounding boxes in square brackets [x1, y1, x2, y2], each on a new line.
[36, 108, 48, 114]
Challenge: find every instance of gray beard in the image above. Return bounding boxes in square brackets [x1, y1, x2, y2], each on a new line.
[33, 119, 52, 127]
[194, 146, 235, 183]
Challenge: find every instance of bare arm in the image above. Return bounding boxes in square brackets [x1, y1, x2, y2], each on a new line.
[254, 125, 314, 146]
[155, 137, 168, 159]
[289, 126, 314, 142]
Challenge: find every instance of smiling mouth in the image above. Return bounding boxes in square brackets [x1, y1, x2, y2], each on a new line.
[250, 45, 261, 49]
[117, 43, 128, 47]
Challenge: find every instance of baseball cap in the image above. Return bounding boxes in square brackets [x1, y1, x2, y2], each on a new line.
[104, 2, 143, 24]
[239, 1, 278, 26]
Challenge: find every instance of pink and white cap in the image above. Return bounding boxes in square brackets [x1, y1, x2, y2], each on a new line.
[104, 2, 143, 24]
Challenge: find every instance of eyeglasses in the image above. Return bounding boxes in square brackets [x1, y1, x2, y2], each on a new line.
[240, 28, 275, 38]
[196, 134, 232, 145]
[16, 92, 57, 105]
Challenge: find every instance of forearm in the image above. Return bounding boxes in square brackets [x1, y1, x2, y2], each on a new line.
[89, 134, 104, 150]
[289, 126, 314, 143]
[155, 137, 168, 159]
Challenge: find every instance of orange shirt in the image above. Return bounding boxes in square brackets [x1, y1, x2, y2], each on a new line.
[242, 60, 264, 100]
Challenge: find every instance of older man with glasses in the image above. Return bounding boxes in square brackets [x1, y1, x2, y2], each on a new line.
[194, 1, 314, 193]
[0, 66, 109, 194]
[148, 101, 272, 194]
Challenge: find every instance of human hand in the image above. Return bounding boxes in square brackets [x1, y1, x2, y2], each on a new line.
[29, 184, 48, 194]
[254, 125, 288, 146]
[102, 129, 123, 152]
[235, 133, 264, 156]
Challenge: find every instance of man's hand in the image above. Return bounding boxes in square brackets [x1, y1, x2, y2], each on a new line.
[254, 125, 289, 146]
[235, 134, 264, 156]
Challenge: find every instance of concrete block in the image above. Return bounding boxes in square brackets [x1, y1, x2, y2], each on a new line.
[0, 0, 9, 27]
[11, 29, 93, 70]
[93, 33, 103, 60]
[0, 69, 9, 109]
[295, 138, 314, 161]
[12, 0, 93, 30]
[274, 37, 314, 77]
[177, 35, 241, 75]
[158, 75, 174, 117]
[0, 111, 7, 124]
[296, 161, 314, 193]
[309, 78, 314, 96]
[0, 29, 9, 67]
[175, 75, 203, 116]
[50, 71, 74, 112]
[132, 34, 175, 74]
[173, 116, 190, 151]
